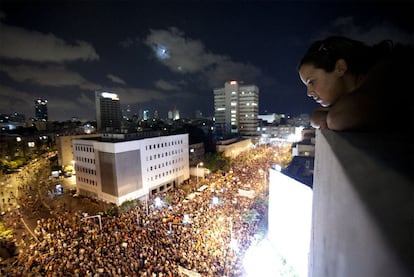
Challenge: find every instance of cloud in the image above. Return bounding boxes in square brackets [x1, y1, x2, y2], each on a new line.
[323, 16, 413, 44]
[154, 79, 180, 91]
[0, 22, 99, 62]
[145, 27, 220, 73]
[144, 27, 263, 88]
[107, 74, 126, 85]
[108, 86, 168, 105]
[119, 38, 135, 48]
[76, 92, 95, 107]
[0, 84, 98, 121]
[205, 60, 262, 88]
[0, 85, 33, 114]
[0, 64, 101, 90]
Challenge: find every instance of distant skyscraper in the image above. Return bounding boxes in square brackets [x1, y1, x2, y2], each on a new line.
[168, 107, 180, 120]
[34, 98, 48, 121]
[173, 109, 180, 120]
[138, 108, 143, 120]
[143, 109, 150, 120]
[95, 91, 122, 132]
[214, 81, 259, 137]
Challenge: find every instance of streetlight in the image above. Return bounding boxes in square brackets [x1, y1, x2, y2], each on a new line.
[196, 162, 203, 185]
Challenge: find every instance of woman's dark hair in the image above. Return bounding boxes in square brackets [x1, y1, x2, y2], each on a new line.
[298, 36, 393, 75]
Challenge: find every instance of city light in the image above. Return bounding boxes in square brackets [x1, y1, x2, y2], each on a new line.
[229, 238, 238, 251]
[243, 237, 299, 277]
[154, 197, 162, 208]
[101, 92, 119, 100]
[183, 214, 191, 224]
[267, 168, 313, 277]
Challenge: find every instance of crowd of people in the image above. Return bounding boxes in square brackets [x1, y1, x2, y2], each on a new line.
[0, 145, 278, 276]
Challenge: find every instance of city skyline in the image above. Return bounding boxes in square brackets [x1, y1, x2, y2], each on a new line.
[0, 0, 412, 121]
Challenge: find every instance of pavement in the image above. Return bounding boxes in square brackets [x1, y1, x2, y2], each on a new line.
[0, 154, 114, 259]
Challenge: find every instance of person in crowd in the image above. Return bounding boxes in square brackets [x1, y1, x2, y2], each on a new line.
[298, 36, 413, 131]
[0, 146, 276, 276]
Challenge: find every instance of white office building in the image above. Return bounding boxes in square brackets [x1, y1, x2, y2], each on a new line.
[214, 81, 259, 137]
[72, 133, 189, 205]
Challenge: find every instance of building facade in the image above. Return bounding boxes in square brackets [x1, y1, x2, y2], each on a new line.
[95, 91, 122, 132]
[72, 133, 189, 205]
[56, 133, 101, 168]
[34, 98, 48, 121]
[214, 81, 259, 137]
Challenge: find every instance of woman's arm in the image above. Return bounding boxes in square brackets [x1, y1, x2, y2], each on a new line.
[311, 107, 330, 130]
[326, 91, 375, 131]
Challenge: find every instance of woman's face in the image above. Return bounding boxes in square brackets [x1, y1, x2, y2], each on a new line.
[299, 63, 346, 107]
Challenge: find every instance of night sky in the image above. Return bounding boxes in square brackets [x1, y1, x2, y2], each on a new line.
[0, 0, 413, 121]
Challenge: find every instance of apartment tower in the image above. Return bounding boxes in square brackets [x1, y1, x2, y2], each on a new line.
[213, 81, 259, 137]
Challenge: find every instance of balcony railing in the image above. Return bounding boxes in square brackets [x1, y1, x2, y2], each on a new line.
[310, 130, 413, 277]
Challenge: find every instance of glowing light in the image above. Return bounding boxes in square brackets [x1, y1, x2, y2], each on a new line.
[230, 81, 237, 85]
[154, 197, 162, 208]
[243, 238, 299, 277]
[101, 92, 119, 100]
[229, 239, 238, 251]
[183, 214, 191, 224]
[154, 44, 170, 59]
[267, 169, 313, 277]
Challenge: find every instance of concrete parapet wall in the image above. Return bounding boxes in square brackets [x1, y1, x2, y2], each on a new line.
[310, 131, 413, 277]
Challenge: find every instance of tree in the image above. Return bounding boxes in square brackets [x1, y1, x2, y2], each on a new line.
[0, 222, 15, 259]
[204, 152, 231, 173]
[0, 222, 13, 241]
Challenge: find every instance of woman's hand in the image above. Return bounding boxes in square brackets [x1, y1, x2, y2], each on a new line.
[311, 108, 329, 130]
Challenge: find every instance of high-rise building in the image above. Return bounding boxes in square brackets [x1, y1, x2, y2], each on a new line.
[168, 107, 180, 120]
[214, 81, 259, 137]
[143, 109, 149, 120]
[95, 91, 122, 132]
[34, 98, 48, 121]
